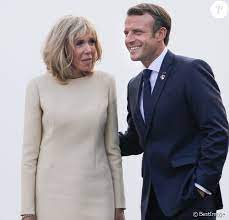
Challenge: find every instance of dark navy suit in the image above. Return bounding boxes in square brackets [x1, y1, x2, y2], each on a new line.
[119, 51, 229, 219]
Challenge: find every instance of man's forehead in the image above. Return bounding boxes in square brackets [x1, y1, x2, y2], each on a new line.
[125, 14, 154, 25]
[124, 14, 154, 29]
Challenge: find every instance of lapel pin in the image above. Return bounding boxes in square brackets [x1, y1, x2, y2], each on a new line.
[160, 72, 166, 80]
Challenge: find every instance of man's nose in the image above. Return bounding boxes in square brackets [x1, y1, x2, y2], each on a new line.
[125, 33, 135, 44]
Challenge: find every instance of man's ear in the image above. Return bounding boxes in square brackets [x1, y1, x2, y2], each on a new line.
[155, 27, 167, 42]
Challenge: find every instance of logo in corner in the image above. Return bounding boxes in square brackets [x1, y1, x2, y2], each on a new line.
[210, 0, 228, 18]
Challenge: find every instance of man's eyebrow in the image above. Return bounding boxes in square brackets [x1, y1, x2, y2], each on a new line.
[132, 28, 144, 32]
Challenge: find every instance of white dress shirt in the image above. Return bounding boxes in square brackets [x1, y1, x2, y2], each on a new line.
[139, 47, 211, 196]
[140, 47, 168, 121]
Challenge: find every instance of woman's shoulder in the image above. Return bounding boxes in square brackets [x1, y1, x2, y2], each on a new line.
[94, 70, 115, 85]
[26, 73, 55, 88]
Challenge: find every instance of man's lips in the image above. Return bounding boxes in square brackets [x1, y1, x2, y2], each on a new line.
[128, 46, 141, 53]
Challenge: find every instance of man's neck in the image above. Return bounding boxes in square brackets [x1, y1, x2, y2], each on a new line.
[142, 45, 166, 68]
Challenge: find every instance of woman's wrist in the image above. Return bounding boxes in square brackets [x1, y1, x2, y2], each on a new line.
[115, 208, 125, 212]
[21, 214, 35, 219]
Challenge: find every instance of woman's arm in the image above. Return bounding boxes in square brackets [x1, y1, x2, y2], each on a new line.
[104, 76, 126, 209]
[21, 79, 42, 216]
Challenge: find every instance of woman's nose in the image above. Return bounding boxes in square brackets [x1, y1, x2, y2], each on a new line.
[83, 43, 92, 53]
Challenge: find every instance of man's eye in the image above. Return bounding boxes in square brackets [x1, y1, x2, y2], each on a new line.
[134, 31, 142, 35]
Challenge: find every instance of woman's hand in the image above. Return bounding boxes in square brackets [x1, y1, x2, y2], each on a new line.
[115, 208, 125, 220]
[21, 215, 36, 220]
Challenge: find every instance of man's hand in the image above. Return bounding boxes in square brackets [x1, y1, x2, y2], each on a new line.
[115, 208, 125, 220]
[197, 188, 206, 198]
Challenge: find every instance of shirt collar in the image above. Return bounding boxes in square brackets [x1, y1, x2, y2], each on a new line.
[146, 47, 168, 73]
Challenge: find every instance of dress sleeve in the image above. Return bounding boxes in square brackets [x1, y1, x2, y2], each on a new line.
[104, 76, 126, 208]
[21, 79, 42, 215]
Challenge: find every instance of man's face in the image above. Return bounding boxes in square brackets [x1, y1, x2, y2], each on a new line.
[124, 14, 160, 67]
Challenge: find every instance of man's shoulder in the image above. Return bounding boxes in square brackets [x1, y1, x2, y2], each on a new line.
[173, 52, 210, 69]
[171, 52, 214, 79]
[173, 53, 196, 66]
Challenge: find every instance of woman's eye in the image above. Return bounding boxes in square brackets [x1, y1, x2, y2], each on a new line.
[75, 40, 84, 47]
[89, 39, 96, 45]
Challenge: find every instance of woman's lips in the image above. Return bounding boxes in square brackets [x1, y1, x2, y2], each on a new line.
[81, 58, 92, 65]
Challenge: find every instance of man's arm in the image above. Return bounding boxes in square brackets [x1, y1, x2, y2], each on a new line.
[119, 81, 143, 156]
[185, 59, 229, 193]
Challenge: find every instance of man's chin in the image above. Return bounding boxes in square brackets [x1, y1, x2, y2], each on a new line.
[130, 55, 139, 61]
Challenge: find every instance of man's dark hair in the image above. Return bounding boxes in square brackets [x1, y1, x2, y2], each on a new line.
[127, 3, 171, 45]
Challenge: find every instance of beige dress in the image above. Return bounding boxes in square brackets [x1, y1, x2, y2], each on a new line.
[21, 71, 125, 220]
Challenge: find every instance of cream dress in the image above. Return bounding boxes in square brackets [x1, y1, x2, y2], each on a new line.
[21, 71, 125, 220]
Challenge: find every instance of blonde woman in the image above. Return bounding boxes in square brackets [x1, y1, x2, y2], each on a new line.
[21, 16, 125, 220]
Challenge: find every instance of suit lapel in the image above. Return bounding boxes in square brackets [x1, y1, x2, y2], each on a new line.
[144, 50, 175, 139]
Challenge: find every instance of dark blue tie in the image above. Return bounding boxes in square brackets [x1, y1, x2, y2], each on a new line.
[142, 69, 152, 125]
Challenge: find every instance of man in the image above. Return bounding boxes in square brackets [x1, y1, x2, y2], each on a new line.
[119, 3, 229, 220]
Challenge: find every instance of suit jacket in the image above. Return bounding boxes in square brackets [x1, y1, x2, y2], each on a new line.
[119, 50, 229, 218]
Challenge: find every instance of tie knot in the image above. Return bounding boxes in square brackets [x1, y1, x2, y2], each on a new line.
[142, 69, 151, 81]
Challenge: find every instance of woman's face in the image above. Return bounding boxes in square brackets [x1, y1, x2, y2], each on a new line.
[72, 33, 97, 75]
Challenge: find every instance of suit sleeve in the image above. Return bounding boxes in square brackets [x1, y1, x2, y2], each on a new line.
[185, 59, 229, 193]
[104, 77, 125, 208]
[119, 80, 143, 156]
[21, 79, 42, 215]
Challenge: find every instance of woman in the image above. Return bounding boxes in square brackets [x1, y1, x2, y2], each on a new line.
[21, 15, 125, 220]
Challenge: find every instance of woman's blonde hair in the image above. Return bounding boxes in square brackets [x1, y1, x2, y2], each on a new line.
[43, 15, 102, 83]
